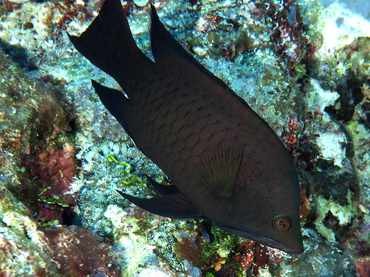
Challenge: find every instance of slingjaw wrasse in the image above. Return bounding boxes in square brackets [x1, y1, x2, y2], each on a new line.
[69, 0, 303, 254]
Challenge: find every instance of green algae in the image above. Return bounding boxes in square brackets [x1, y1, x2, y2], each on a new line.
[106, 154, 148, 189]
[38, 187, 69, 208]
[199, 225, 240, 261]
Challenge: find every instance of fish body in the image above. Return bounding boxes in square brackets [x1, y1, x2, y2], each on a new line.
[69, 0, 303, 254]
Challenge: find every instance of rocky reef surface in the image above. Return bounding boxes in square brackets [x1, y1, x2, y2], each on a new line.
[0, 0, 369, 276]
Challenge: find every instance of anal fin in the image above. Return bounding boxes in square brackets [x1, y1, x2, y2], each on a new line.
[146, 175, 179, 195]
[117, 190, 202, 218]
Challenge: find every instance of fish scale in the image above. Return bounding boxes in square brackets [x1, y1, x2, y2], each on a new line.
[69, 0, 303, 254]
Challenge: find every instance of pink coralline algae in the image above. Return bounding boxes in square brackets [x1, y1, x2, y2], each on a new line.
[340, 215, 370, 277]
[24, 141, 78, 225]
[233, 239, 284, 275]
[43, 226, 120, 277]
[355, 257, 370, 277]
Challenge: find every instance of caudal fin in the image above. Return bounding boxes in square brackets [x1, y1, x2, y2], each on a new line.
[68, 0, 153, 92]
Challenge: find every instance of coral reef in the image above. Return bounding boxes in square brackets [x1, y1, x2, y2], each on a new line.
[0, 39, 117, 276]
[270, 229, 356, 276]
[0, 173, 118, 276]
[233, 239, 285, 276]
[0, 0, 370, 276]
[146, 219, 199, 275]
[0, 183, 60, 276]
[43, 226, 120, 277]
[0, 46, 76, 217]
[24, 141, 78, 225]
[76, 138, 164, 236]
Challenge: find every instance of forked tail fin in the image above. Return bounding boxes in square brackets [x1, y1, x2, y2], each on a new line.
[68, 0, 153, 92]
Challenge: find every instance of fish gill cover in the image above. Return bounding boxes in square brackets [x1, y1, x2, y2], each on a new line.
[68, 0, 303, 254]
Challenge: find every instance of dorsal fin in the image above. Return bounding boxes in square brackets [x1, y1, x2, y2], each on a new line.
[194, 139, 243, 199]
[150, 4, 192, 62]
[149, 4, 243, 99]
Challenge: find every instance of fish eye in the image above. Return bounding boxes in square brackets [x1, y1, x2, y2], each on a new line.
[272, 216, 291, 232]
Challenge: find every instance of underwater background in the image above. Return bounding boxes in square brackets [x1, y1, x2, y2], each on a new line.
[0, 0, 369, 276]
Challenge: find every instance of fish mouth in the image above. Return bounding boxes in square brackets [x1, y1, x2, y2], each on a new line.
[248, 234, 303, 255]
[215, 222, 303, 255]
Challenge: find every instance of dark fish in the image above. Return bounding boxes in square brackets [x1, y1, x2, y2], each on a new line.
[69, 0, 303, 254]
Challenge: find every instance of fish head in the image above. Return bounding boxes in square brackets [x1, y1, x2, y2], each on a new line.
[216, 176, 303, 254]
[192, 138, 303, 254]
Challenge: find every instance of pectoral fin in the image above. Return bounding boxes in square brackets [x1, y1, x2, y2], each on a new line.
[194, 139, 244, 199]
